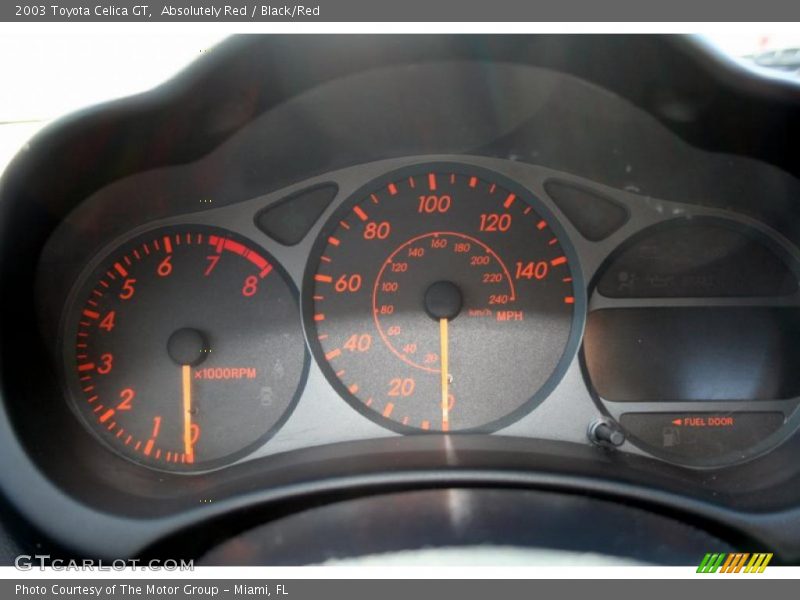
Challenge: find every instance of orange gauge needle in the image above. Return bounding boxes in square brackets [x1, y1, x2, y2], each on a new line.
[181, 364, 194, 463]
[439, 317, 450, 432]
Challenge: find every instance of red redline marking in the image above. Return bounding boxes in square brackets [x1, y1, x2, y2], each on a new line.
[78, 363, 95, 372]
[328, 237, 340, 247]
[551, 256, 567, 266]
[315, 274, 333, 283]
[246, 251, 269, 271]
[163, 236, 173, 253]
[82, 309, 100, 320]
[353, 206, 369, 221]
[503, 193, 516, 209]
[325, 349, 341, 360]
[469, 176, 478, 188]
[388, 183, 398, 196]
[259, 265, 273, 279]
[428, 173, 437, 191]
[564, 296, 575, 304]
[224, 239, 246, 256]
[99, 409, 114, 423]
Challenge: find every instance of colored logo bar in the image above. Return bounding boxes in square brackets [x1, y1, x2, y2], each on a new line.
[697, 553, 773, 573]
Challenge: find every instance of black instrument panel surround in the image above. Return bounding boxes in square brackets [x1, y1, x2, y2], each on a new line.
[2, 35, 800, 562]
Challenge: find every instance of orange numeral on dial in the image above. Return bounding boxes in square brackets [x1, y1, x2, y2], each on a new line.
[119, 278, 136, 300]
[343, 334, 372, 352]
[479, 213, 512, 232]
[388, 378, 415, 397]
[97, 353, 113, 375]
[417, 194, 451, 214]
[117, 388, 135, 410]
[99, 311, 116, 332]
[335, 274, 362, 293]
[157, 255, 173, 277]
[515, 261, 549, 280]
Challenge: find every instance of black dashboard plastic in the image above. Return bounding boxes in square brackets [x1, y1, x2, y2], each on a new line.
[2, 35, 800, 563]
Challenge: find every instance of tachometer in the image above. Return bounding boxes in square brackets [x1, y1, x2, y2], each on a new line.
[304, 164, 583, 432]
[63, 225, 307, 472]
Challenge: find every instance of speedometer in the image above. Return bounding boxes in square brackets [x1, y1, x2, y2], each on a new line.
[304, 163, 584, 432]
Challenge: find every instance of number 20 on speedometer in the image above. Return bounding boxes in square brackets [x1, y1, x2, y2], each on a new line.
[304, 164, 584, 432]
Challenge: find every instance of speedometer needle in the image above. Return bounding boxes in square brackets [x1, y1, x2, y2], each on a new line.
[439, 317, 450, 432]
[182, 364, 194, 463]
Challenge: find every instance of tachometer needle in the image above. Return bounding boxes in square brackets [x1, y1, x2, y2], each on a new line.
[181, 364, 194, 463]
[439, 317, 450, 432]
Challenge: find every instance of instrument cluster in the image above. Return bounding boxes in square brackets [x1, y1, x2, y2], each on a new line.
[50, 157, 800, 472]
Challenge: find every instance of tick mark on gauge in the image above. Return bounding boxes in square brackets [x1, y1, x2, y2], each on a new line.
[353, 206, 369, 221]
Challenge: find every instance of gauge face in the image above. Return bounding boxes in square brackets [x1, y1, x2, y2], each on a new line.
[305, 164, 582, 432]
[64, 226, 307, 472]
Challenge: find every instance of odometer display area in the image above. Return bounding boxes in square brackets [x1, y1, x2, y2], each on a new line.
[64, 225, 307, 472]
[305, 164, 582, 432]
